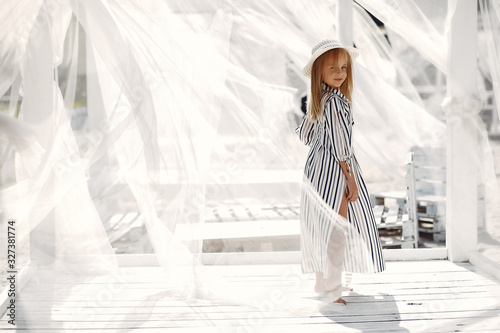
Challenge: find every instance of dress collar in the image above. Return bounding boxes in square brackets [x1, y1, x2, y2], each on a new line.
[322, 82, 350, 103]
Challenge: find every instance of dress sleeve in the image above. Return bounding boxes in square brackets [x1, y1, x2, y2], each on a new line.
[324, 96, 354, 172]
[295, 114, 316, 146]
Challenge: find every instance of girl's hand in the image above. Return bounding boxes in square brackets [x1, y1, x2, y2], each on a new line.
[346, 176, 359, 202]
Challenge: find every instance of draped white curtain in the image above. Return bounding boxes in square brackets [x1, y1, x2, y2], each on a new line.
[479, 0, 500, 133]
[0, 0, 497, 315]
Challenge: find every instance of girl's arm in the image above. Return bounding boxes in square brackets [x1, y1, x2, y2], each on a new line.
[325, 96, 353, 164]
[339, 160, 357, 201]
[339, 161, 351, 179]
[324, 96, 358, 201]
[295, 114, 316, 146]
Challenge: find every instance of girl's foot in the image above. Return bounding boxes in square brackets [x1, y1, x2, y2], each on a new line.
[334, 297, 347, 305]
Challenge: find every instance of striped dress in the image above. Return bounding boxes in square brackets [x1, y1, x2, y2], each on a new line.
[296, 84, 385, 277]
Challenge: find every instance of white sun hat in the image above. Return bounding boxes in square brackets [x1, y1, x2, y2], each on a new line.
[302, 39, 359, 78]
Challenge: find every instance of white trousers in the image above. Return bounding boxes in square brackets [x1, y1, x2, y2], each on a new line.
[314, 224, 348, 299]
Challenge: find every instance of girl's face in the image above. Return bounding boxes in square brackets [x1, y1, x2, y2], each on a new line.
[321, 51, 347, 89]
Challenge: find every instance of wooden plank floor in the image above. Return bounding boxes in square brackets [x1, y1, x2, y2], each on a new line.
[2, 260, 500, 332]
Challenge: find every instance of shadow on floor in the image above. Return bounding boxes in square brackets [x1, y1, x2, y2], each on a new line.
[319, 291, 410, 332]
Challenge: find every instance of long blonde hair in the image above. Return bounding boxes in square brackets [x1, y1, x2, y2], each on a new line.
[308, 48, 353, 120]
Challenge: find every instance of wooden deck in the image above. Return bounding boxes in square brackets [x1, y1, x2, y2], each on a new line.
[2, 260, 500, 332]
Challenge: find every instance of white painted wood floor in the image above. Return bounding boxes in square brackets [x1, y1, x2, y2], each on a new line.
[2, 260, 500, 332]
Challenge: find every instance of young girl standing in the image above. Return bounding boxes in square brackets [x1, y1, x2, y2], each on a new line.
[296, 39, 385, 304]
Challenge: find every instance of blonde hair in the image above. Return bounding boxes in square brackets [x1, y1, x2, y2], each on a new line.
[308, 48, 353, 120]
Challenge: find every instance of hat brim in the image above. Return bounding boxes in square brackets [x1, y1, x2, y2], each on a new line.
[302, 45, 359, 78]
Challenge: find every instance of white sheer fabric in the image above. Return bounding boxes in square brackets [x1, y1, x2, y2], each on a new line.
[355, 0, 446, 72]
[0, 0, 497, 324]
[479, 0, 500, 131]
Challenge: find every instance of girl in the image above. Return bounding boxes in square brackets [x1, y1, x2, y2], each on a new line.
[296, 39, 385, 304]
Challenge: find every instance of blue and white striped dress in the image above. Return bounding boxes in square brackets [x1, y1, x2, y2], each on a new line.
[296, 84, 385, 277]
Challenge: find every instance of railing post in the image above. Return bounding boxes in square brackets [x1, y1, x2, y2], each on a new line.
[337, 0, 353, 46]
[443, 0, 479, 262]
